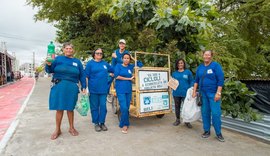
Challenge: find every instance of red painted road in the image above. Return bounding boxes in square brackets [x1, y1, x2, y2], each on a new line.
[0, 77, 34, 141]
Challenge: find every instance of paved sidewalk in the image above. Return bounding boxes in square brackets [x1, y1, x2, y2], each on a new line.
[0, 77, 34, 140]
[1, 77, 270, 156]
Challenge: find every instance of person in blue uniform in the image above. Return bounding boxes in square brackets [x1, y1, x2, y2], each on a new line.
[46, 42, 86, 140]
[172, 59, 194, 128]
[85, 48, 114, 132]
[192, 50, 225, 142]
[114, 53, 143, 134]
[111, 39, 130, 67]
[107, 39, 130, 92]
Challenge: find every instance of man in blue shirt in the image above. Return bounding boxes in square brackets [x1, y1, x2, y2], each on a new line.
[111, 39, 130, 67]
[107, 39, 130, 93]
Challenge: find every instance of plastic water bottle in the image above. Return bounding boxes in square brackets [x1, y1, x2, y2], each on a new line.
[47, 41, 55, 62]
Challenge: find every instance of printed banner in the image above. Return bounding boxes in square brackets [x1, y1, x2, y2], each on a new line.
[139, 71, 168, 90]
[140, 92, 170, 113]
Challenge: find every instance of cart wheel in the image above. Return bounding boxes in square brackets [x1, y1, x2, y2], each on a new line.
[156, 114, 165, 118]
[117, 109, 121, 122]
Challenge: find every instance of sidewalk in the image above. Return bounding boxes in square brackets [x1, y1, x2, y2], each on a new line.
[1, 77, 270, 156]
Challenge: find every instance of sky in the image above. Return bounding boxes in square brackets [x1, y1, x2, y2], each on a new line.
[0, 0, 57, 66]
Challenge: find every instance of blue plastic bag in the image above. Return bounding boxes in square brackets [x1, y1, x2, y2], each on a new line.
[75, 94, 90, 116]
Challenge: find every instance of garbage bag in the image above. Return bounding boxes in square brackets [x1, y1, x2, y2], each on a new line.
[181, 87, 201, 122]
[75, 94, 90, 116]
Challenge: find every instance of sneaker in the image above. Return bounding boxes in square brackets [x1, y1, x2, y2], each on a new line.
[100, 123, 108, 131]
[173, 119, 181, 126]
[185, 122, 192, 129]
[216, 134, 225, 142]
[94, 124, 101, 132]
[201, 131, 210, 138]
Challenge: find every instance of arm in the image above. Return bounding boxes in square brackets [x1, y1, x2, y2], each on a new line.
[114, 64, 134, 81]
[136, 61, 143, 68]
[78, 61, 86, 92]
[84, 62, 91, 79]
[111, 50, 117, 67]
[192, 83, 198, 98]
[45, 57, 57, 73]
[192, 67, 200, 98]
[214, 63, 224, 101]
[111, 57, 117, 67]
[116, 76, 134, 81]
[106, 62, 115, 77]
[107, 62, 114, 73]
[189, 70, 194, 88]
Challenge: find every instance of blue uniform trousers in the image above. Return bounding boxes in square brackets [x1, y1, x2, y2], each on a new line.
[201, 91, 222, 135]
[117, 93, 132, 128]
[89, 93, 107, 124]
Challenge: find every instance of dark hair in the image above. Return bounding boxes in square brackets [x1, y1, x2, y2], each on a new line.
[175, 59, 186, 70]
[122, 53, 131, 59]
[203, 50, 213, 56]
[92, 48, 104, 59]
[62, 42, 73, 48]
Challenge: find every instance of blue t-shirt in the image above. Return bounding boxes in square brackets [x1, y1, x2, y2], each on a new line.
[114, 62, 143, 94]
[85, 60, 114, 94]
[172, 69, 194, 97]
[195, 61, 224, 93]
[111, 49, 130, 67]
[45, 56, 86, 89]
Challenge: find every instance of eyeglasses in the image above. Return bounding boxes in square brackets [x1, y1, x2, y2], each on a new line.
[95, 52, 103, 55]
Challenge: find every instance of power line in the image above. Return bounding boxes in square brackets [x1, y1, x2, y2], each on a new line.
[0, 32, 52, 43]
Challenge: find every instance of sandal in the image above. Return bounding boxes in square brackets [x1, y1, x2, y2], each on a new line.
[121, 126, 128, 134]
[121, 130, 128, 134]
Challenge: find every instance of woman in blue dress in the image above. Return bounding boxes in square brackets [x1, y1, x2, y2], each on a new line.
[85, 48, 114, 132]
[114, 53, 143, 134]
[46, 42, 86, 140]
[172, 59, 194, 128]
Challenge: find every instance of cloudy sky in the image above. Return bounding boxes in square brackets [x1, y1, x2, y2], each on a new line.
[0, 0, 57, 65]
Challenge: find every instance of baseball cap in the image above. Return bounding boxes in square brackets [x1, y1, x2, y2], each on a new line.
[119, 39, 126, 44]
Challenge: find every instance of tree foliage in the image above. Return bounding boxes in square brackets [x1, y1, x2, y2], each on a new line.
[27, 0, 270, 120]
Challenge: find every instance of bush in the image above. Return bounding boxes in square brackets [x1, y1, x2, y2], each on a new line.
[221, 78, 262, 122]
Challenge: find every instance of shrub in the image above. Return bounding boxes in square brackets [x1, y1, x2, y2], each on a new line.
[221, 78, 262, 122]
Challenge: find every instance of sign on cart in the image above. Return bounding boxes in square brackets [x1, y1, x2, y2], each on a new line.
[139, 71, 168, 90]
[140, 92, 170, 113]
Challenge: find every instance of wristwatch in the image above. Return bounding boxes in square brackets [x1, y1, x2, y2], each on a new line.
[216, 92, 221, 95]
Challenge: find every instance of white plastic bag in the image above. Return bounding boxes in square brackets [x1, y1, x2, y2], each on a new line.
[181, 87, 201, 122]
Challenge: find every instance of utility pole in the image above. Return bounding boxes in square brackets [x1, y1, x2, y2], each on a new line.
[33, 51, 35, 72]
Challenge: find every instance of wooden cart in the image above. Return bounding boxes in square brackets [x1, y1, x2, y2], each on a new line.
[107, 52, 172, 120]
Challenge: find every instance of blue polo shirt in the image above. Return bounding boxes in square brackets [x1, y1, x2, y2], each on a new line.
[172, 69, 194, 97]
[85, 59, 114, 94]
[195, 61, 224, 93]
[45, 56, 86, 89]
[111, 49, 130, 67]
[114, 62, 143, 94]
